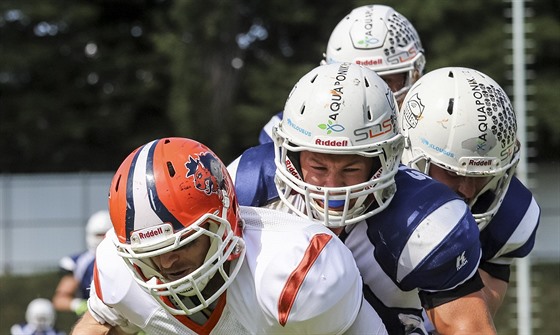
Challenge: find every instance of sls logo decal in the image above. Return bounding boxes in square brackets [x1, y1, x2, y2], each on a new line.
[185, 152, 225, 195]
[403, 93, 424, 129]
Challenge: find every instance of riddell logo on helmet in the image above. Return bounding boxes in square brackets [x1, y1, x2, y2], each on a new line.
[468, 159, 493, 166]
[286, 159, 302, 180]
[138, 227, 163, 240]
[356, 58, 383, 66]
[315, 138, 348, 146]
[131, 223, 173, 246]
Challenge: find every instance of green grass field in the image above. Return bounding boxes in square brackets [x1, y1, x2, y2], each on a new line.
[1, 263, 558, 334]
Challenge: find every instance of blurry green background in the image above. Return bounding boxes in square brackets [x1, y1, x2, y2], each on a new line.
[0, 0, 558, 172]
[1, 264, 558, 334]
[0, 0, 558, 334]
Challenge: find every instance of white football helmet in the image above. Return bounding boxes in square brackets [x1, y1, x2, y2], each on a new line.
[25, 298, 55, 331]
[109, 138, 245, 316]
[323, 5, 425, 102]
[273, 62, 403, 227]
[86, 210, 112, 251]
[400, 67, 519, 229]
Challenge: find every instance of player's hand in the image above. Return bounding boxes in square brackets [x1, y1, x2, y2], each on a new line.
[398, 313, 429, 335]
[71, 298, 88, 316]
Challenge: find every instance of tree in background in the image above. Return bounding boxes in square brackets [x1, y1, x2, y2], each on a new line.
[0, 0, 172, 172]
[0, 0, 558, 172]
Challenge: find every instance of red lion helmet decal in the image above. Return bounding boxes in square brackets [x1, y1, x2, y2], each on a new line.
[186, 152, 225, 196]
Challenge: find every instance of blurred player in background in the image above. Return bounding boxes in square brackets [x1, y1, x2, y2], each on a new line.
[72, 137, 386, 334]
[11, 298, 66, 335]
[399, 67, 541, 324]
[52, 210, 111, 316]
[259, 4, 424, 144]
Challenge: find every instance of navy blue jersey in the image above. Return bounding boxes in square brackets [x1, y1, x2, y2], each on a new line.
[258, 112, 283, 144]
[231, 147, 481, 291]
[228, 144, 484, 334]
[359, 166, 481, 292]
[229, 142, 278, 207]
[477, 176, 540, 281]
[58, 249, 96, 299]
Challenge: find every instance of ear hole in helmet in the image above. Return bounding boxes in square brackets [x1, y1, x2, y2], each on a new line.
[299, 105, 306, 115]
[447, 98, 454, 115]
[448, 70, 454, 78]
[167, 161, 176, 177]
[412, 69, 422, 81]
[310, 73, 318, 83]
[370, 156, 382, 178]
[364, 76, 370, 87]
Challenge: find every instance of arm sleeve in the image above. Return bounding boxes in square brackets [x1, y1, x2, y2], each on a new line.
[87, 282, 127, 328]
[257, 230, 365, 334]
[87, 232, 142, 334]
[418, 272, 484, 309]
[87, 269, 142, 334]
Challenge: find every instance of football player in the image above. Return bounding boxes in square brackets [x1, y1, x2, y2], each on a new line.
[399, 67, 540, 320]
[11, 298, 65, 335]
[228, 63, 496, 335]
[259, 4, 424, 144]
[72, 137, 386, 334]
[52, 210, 111, 316]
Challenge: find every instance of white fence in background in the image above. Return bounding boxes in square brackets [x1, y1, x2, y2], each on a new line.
[0, 172, 113, 275]
[0, 165, 558, 276]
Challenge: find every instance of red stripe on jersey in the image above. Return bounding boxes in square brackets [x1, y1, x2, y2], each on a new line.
[92, 261, 103, 301]
[278, 233, 333, 326]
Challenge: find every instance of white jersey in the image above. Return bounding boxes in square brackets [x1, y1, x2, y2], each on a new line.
[260, 194, 427, 314]
[89, 206, 386, 335]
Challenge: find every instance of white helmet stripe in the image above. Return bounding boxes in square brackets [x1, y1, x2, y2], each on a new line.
[126, 140, 164, 233]
[397, 199, 467, 281]
[143, 140, 184, 231]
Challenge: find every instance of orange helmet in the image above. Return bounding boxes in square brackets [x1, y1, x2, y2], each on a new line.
[109, 137, 245, 315]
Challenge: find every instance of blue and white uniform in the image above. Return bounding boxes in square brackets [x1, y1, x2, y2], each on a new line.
[477, 176, 540, 281]
[228, 143, 484, 335]
[422, 175, 541, 332]
[10, 323, 66, 335]
[258, 112, 283, 144]
[58, 249, 96, 300]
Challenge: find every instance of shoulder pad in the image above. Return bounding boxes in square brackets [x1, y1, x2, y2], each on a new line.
[480, 176, 541, 261]
[234, 143, 278, 206]
[368, 170, 482, 291]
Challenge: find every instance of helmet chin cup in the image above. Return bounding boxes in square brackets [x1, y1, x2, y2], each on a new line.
[326, 199, 346, 208]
